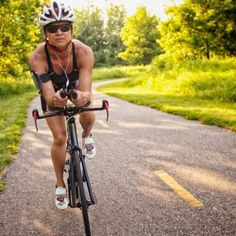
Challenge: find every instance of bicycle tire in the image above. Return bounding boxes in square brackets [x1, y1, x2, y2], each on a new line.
[74, 151, 91, 236]
[68, 162, 77, 207]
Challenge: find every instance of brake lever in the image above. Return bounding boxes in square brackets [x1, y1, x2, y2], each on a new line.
[102, 100, 109, 122]
[32, 109, 39, 131]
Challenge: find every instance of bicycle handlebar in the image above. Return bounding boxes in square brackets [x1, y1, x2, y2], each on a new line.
[60, 88, 78, 99]
[32, 100, 109, 131]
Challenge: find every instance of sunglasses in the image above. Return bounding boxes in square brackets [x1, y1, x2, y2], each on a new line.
[46, 24, 71, 33]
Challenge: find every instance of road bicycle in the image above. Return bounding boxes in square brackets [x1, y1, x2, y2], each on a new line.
[32, 98, 109, 236]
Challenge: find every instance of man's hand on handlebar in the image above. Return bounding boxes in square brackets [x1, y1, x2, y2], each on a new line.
[59, 88, 91, 107]
[54, 90, 68, 107]
[71, 90, 90, 107]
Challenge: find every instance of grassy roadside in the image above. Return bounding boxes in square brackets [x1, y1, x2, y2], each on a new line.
[93, 65, 149, 81]
[98, 81, 236, 131]
[96, 60, 236, 132]
[0, 91, 36, 192]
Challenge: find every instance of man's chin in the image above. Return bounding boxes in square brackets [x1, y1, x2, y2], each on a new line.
[53, 41, 71, 51]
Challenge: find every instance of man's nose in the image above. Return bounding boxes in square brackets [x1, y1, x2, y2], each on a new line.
[56, 28, 63, 34]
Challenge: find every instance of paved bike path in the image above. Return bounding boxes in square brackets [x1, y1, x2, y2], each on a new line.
[0, 80, 236, 235]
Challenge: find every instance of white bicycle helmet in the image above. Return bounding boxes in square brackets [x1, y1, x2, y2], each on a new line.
[38, 0, 75, 27]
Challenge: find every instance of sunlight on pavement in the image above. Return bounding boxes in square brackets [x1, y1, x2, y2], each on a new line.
[131, 167, 175, 204]
[118, 121, 159, 129]
[151, 158, 236, 195]
[176, 167, 236, 195]
[34, 220, 53, 235]
[118, 121, 189, 130]
[96, 119, 109, 128]
[34, 158, 52, 168]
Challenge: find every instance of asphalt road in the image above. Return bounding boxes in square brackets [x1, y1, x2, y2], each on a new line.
[0, 80, 236, 236]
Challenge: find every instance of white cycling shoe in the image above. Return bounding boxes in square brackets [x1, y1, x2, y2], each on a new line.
[82, 135, 96, 159]
[55, 186, 68, 210]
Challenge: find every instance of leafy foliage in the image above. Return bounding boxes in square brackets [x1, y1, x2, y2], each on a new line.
[104, 3, 127, 66]
[73, 4, 106, 66]
[73, 3, 127, 66]
[0, 0, 46, 80]
[119, 7, 162, 65]
[159, 0, 236, 60]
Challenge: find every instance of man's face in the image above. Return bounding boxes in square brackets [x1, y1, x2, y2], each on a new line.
[45, 22, 72, 48]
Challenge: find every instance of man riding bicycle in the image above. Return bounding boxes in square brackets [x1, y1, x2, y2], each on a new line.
[29, 0, 96, 209]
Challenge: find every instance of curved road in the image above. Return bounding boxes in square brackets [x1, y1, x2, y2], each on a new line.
[0, 80, 236, 235]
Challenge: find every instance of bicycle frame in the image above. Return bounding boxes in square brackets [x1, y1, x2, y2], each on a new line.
[33, 100, 109, 236]
[32, 101, 109, 205]
[66, 114, 96, 206]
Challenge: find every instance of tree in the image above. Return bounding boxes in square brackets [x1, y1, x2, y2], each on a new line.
[159, 4, 198, 60]
[118, 7, 162, 65]
[159, 0, 236, 60]
[104, 3, 127, 65]
[73, 4, 106, 66]
[0, 0, 47, 79]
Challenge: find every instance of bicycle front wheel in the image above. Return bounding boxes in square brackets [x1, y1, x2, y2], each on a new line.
[74, 151, 91, 236]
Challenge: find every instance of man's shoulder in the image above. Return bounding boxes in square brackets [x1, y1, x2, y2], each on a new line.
[29, 43, 46, 59]
[29, 43, 46, 70]
[72, 39, 93, 55]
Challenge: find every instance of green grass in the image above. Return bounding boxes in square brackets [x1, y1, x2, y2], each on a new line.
[97, 58, 236, 132]
[0, 76, 35, 96]
[0, 89, 36, 192]
[92, 65, 149, 81]
[148, 57, 236, 102]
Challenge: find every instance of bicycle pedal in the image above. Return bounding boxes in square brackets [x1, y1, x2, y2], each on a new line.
[91, 193, 97, 205]
[87, 201, 92, 206]
[94, 193, 97, 204]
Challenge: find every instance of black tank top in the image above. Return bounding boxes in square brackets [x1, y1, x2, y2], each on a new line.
[44, 42, 79, 91]
[39, 42, 79, 112]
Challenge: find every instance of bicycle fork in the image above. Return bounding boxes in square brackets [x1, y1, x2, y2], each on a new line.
[66, 153, 96, 208]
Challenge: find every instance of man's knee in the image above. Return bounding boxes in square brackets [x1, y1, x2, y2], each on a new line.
[53, 134, 67, 145]
[80, 112, 95, 125]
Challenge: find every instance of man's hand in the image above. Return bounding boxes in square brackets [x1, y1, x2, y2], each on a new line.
[71, 90, 90, 107]
[53, 90, 68, 107]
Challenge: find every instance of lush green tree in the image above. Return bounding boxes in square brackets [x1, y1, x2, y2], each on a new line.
[191, 0, 236, 57]
[159, 4, 197, 60]
[104, 3, 127, 65]
[0, 0, 46, 79]
[119, 6, 162, 65]
[73, 4, 106, 66]
[159, 0, 236, 60]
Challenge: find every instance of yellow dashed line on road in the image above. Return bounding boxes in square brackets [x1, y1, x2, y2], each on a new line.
[155, 170, 204, 208]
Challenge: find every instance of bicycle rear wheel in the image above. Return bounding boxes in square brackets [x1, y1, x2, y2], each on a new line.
[74, 151, 91, 236]
[68, 161, 77, 207]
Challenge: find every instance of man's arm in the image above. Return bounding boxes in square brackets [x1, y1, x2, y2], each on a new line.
[73, 41, 94, 107]
[29, 46, 67, 108]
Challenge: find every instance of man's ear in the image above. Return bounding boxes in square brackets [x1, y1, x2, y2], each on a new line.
[44, 35, 49, 43]
[43, 28, 49, 42]
[71, 25, 73, 35]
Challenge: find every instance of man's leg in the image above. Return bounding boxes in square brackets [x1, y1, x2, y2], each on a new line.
[79, 111, 95, 138]
[80, 111, 96, 159]
[46, 115, 67, 187]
